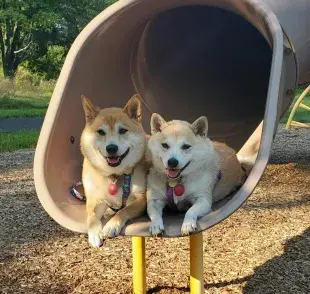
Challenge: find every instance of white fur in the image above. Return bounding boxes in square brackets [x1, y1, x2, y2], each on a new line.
[147, 117, 220, 236]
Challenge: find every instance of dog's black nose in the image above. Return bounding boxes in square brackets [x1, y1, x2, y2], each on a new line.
[168, 158, 179, 169]
[106, 144, 118, 155]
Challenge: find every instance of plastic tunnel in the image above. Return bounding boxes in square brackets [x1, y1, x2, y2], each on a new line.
[34, 0, 310, 236]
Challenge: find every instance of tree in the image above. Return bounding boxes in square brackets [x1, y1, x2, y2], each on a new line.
[0, 0, 116, 79]
[23, 45, 65, 80]
[0, 0, 59, 78]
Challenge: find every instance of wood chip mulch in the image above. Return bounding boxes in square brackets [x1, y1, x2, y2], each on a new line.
[0, 125, 309, 293]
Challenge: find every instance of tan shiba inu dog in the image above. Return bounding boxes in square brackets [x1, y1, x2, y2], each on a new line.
[146, 114, 245, 236]
[80, 95, 147, 247]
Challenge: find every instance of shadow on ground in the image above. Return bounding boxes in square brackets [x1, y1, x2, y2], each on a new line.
[243, 194, 310, 211]
[0, 276, 73, 294]
[0, 150, 75, 248]
[0, 188, 74, 248]
[146, 229, 310, 293]
[244, 228, 310, 293]
[147, 276, 251, 293]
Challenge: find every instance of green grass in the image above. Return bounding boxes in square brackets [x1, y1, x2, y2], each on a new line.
[0, 108, 47, 118]
[0, 131, 39, 152]
[0, 69, 54, 118]
[0, 94, 49, 118]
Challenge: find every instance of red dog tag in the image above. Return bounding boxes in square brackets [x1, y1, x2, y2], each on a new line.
[108, 183, 118, 195]
[174, 184, 185, 196]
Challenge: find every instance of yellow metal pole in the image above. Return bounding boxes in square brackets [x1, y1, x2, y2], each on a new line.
[189, 232, 204, 294]
[286, 85, 310, 129]
[299, 103, 310, 111]
[291, 121, 310, 128]
[132, 236, 146, 294]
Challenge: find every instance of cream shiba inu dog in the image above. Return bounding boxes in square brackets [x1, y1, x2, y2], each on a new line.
[146, 114, 245, 236]
[81, 95, 147, 247]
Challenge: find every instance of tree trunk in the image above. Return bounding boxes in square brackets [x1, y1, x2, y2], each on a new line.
[2, 58, 18, 79]
[0, 23, 25, 79]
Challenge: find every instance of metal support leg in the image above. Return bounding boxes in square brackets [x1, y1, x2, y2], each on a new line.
[132, 236, 146, 294]
[286, 85, 310, 129]
[190, 232, 204, 294]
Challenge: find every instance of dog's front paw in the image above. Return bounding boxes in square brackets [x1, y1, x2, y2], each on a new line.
[88, 229, 104, 248]
[101, 217, 124, 238]
[87, 216, 104, 247]
[181, 218, 197, 235]
[149, 219, 164, 236]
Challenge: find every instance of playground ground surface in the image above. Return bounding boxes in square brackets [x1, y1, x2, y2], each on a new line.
[0, 125, 309, 294]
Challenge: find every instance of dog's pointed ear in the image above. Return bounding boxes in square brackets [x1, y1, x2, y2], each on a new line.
[81, 95, 99, 123]
[123, 94, 142, 123]
[151, 113, 167, 135]
[191, 116, 208, 137]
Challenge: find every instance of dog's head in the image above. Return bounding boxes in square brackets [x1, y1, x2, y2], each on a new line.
[80, 95, 146, 175]
[148, 114, 213, 179]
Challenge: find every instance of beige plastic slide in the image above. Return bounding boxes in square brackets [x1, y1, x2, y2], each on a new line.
[34, 0, 310, 237]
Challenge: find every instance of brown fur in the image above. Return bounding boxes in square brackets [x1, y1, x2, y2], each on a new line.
[213, 142, 246, 202]
[80, 95, 147, 245]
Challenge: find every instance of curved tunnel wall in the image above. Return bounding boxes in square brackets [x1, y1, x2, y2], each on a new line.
[34, 0, 299, 234]
[264, 0, 310, 87]
[133, 5, 272, 150]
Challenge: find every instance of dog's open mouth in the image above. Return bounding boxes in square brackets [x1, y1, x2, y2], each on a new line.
[166, 169, 181, 179]
[166, 161, 191, 179]
[106, 148, 130, 167]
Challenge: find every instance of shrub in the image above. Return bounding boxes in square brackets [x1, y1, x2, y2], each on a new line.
[24, 45, 66, 80]
[0, 67, 56, 98]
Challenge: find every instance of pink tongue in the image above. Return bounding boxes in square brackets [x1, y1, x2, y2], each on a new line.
[167, 169, 179, 178]
[107, 157, 119, 164]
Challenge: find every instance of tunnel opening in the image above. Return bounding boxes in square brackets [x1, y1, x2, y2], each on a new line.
[34, 1, 287, 234]
[134, 5, 272, 151]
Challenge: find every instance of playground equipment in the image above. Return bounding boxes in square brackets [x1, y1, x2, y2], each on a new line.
[34, 0, 310, 293]
[286, 85, 310, 129]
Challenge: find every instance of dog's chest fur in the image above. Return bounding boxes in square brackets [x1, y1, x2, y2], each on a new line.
[149, 164, 218, 210]
[82, 161, 133, 209]
[175, 171, 217, 204]
[104, 176, 127, 209]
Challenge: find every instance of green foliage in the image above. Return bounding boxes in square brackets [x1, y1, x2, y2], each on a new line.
[0, 0, 61, 78]
[0, 67, 55, 97]
[24, 45, 65, 79]
[58, 0, 117, 45]
[0, 0, 118, 79]
[0, 67, 53, 118]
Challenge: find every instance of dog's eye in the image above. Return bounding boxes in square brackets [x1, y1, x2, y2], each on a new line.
[119, 128, 128, 135]
[97, 129, 105, 136]
[182, 144, 191, 150]
[161, 143, 170, 149]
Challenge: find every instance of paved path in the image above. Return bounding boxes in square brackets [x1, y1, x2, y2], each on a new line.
[0, 117, 44, 132]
